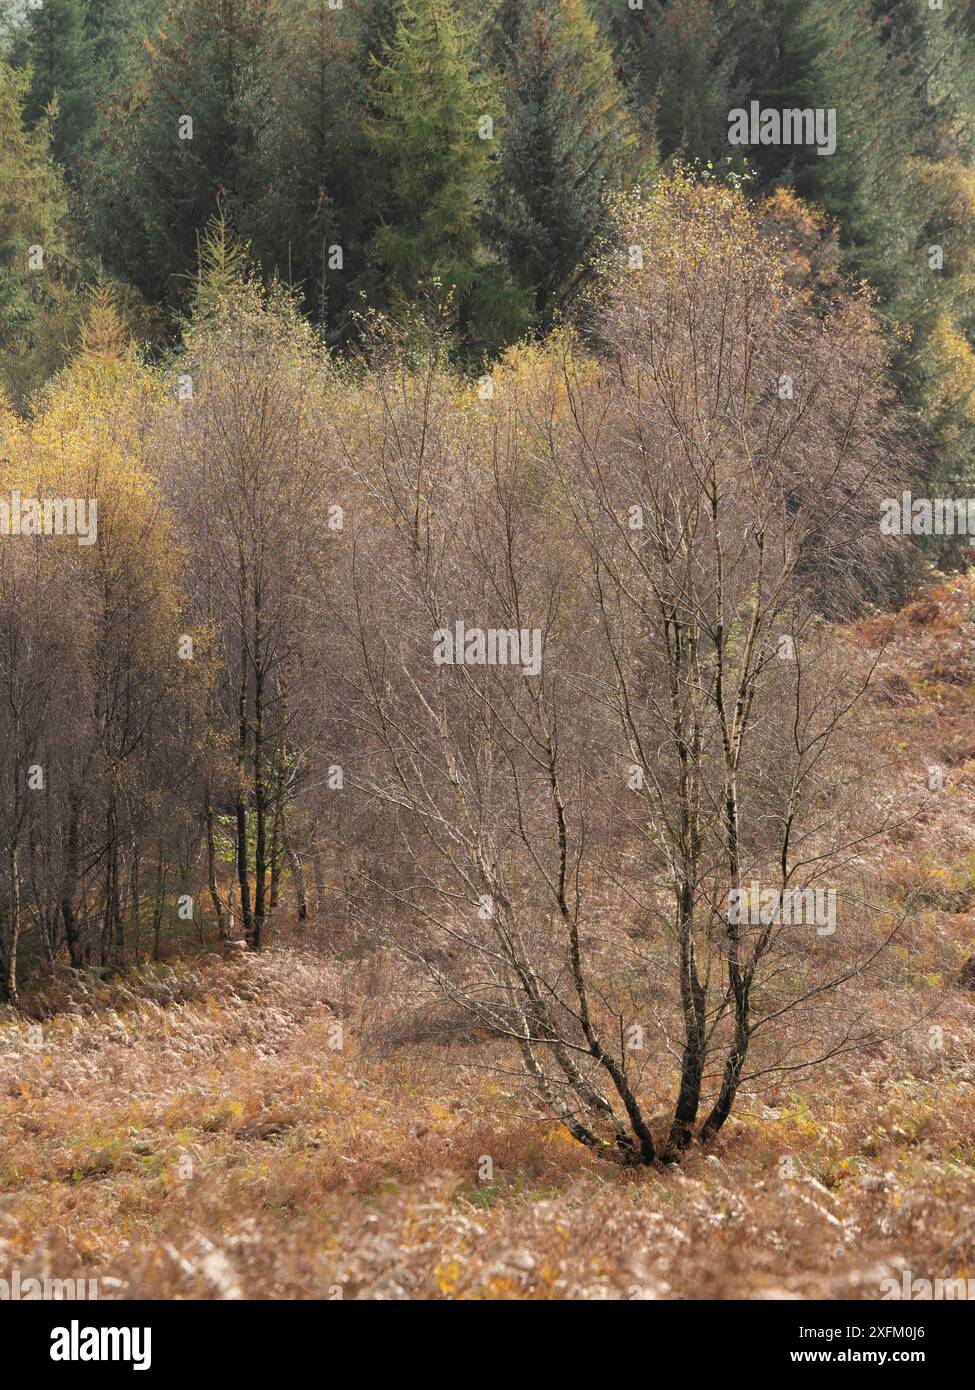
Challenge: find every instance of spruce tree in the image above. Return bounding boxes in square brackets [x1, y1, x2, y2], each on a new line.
[11, 0, 162, 169]
[244, 0, 366, 337]
[355, 0, 406, 71]
[12, 0, 90, 165]
[623, 0, 734, 164]
[86, 0, 272, 306]
[484, 0, 642, 328]
[870, 0, 975, 519]
[365, 0, 488, 325]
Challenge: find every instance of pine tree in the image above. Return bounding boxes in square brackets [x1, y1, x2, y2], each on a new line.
[484, 0, 642, 328]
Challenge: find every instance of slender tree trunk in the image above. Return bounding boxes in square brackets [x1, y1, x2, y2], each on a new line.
[29, 814, 56, 967]
[129, 844, 142, 966]
[40, 909, 56, 967]
[699, 720, 752, 1144]
[269, 724, 291, 913]
[151, 845, 167, 963]
[236, 640, 254, 946]
[81, 883, 93, 968]
[61, 799, 83, 968]
[664, 876, 707, 1160]
[252, 589, 267, 951]
[111, 837, 124, 971]
[283, 814, 308, 921]
[5, 842, 20, 1003]
[269, 794, 282, 912]
[204, 783, 229, 938]
[313, 847, 327, 919]
[101, 806, 116, 969]
[699, 999, 749, 1144]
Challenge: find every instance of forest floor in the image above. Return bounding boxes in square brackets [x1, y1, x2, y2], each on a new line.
[3, 575, 975, 1300]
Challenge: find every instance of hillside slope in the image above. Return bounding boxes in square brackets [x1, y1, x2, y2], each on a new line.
[3, 577, 975, 1300]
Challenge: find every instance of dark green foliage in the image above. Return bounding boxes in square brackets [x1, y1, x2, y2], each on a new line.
[84, 0, 273, 307]
[484, 0, 644, 328]
[364, 0, 522, 353]
[0, 0, 972, 512]
[241, 0, 366, 338]
[620, 0, 734, 163]
[10, 0, 163, 169]
[0, 57, 82, 405]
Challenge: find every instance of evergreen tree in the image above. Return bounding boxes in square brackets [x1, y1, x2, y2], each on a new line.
[872, 0, 975, 164]
[11, 0, 162, 169]
[720, 0, 835, 186]
[872, 0, 975, 528]
[484, 0, 642, 328]
[11, 0, 90, 165]
[86, 0, 272, 306]
[799, 4, 917, 294]
[244, 0, 366, 338]
[622, 0, 734, 164]
[365, 0, 491, 331]
[0, 58, 80, 405]
[355, 0, 405, 70]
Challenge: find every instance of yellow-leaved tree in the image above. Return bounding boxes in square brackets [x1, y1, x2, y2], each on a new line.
[0, 291, 203, 995]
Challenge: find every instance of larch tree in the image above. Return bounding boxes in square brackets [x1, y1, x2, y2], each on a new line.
[0, 298, 196, 985]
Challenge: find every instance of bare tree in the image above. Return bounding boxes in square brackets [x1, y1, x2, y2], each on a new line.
[158, 244, 336, 950]
[330, 182, 911, 1164]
